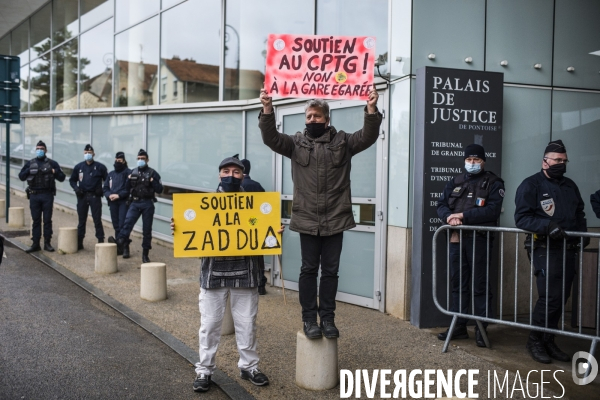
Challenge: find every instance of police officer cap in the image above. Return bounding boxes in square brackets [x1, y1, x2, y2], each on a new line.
[544, 140, 566, 154]
[36, 140, 47, 149]
[84, 144, 94, 151]
[219, 154, 245, 171]
[464, 143, 486, 161]
[241, 159, 251, 175]
[138, 149, 148, 157]
[115, 151, 125, 160]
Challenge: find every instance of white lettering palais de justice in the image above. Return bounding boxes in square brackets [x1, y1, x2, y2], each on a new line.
[430, 76, 497, 125]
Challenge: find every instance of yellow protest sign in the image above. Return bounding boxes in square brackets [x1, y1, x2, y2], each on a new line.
[173, 192, 282, 257]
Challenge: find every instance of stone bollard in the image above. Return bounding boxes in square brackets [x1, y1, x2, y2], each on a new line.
[295, 331, 338, 390]
[58, 227, 78, 254]
[0, 199, 5, 218]
[140, 262, 167, 301]
[8, 207, 24, 228]
[95, 243, 118, 274]
[221, 295, 235, 335]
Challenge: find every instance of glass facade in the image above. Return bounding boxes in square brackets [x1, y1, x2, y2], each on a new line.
[52, 38, 79, 110]
[81, 0, 114, 31]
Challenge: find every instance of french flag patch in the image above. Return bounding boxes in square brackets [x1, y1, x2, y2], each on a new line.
[476, 198, 485, 207]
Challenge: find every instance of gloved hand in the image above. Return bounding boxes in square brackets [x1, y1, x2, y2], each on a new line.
[75, 189, 84, 198]
[547, 221, 567, 240]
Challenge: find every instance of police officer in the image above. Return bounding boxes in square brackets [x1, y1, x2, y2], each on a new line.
[69, 144, 108, 250]
[590, 188, 600, 218]
[116, 149, 163, 263]
[19, 140, 66, 253]
[515, 140, 587, 364]
[436, 144, 505, 348]
[241, 158, 268, 295]
[104, 152, 131, 258]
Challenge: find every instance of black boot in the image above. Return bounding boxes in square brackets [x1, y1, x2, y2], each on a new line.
[115, 237, 125, 255]
[526, 332, 552, 364]
[303, 321, 322, 339]
[43, 239, 55, 252]
[122, 243, 130, 259]
[25, 241, 41, 253]
[142, 248, 151, 263]
[77, 238, 84, 251]
[543, 334, 571, 362]
[437, 325, 469, 341]
[475, 326, 489, 348]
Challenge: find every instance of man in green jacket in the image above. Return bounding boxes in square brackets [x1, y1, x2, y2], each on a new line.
[259, 88, 382, 339]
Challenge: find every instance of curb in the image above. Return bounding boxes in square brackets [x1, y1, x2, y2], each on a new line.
[5, 235, 255, 400]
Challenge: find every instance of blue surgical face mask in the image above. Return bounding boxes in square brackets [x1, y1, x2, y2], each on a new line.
[36, 149, 45, 158]
[465, 162, 482, 174]
[137, 159, 146, 168]
[84, 153, 93, 162]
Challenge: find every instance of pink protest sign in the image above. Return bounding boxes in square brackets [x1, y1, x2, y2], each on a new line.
[265, 34, 376, 101]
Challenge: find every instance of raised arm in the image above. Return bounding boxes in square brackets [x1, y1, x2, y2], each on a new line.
[258, 88, 295, 158]
[347, 89, 383, 156]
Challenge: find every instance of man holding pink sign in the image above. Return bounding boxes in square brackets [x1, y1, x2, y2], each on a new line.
[259, 34, 382, 340]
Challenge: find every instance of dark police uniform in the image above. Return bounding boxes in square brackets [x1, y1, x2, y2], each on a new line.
[117, 158, 163, 262]
[590, 189, 600, 218]
[241, 158, 268, 293]
[437, 170, 504, 329]
[103, 162, 131, 239]
[69, 150, 108, 247]
[19, 151, 66, 251]
[514, 170, 586, 331]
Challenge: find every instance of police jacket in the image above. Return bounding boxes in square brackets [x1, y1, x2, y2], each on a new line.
[514, 170, 586, 242]
[259, 107, 382, 236]
[128, 166, 163, 200]
[19, 157, 65, 191]
[69, 161, 108, 193]
[437, 170, 505, 226]
[103, 166, 131, 202]
[241, 175, 265, 192]
[591, 189, 600, 219]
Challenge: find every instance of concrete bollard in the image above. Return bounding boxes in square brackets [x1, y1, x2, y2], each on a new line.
[58, 227, 78, 254]
[8, 207, 24, 228]
[95, 243, 118, 274]
[295, 331, 338, 390]
[140, 262, 167, 301]
[0, 199, 5, 218]
[221, 295, 235, 335]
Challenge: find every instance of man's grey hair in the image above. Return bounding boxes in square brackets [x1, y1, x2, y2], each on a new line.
[304, 99, 330, 120]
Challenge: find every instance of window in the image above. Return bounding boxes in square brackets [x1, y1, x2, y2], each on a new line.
[81, 0, 114, 31]
[53, 0, 79, 46]
[52, 39, 79, 110]
[79, 19, 113, 109]
[159, 0, 220, 104]
[114, 17, 159, 107]
[173, 79, 178, 97]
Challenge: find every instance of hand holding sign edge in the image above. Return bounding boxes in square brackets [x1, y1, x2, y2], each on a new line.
[260, 88, 273, 114]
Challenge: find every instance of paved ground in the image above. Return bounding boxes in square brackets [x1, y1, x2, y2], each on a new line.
[1, 187, 599, 399]
[0, 239, 228, 399]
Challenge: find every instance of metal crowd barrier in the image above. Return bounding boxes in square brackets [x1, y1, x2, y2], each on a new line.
[432, 225, 599, 368]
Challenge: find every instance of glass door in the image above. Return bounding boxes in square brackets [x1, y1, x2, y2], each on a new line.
[272, 95, 388, 311]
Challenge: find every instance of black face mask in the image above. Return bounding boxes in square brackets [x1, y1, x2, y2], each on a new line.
[114, 162, 126, 172]
[220, 176, 242, 192]
[305, 123, 327, 138]
[544, 162, 566, 179]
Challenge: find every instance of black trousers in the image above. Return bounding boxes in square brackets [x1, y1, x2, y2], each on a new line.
[449, 234, 494, 327]
[528, 247, 577, 331]
[29, 192, 54, 242]
[298, 232, 344, 322]
[108, 199, 129, 238]
[118, 199, 154, 249]
[77, 194, 104, 241]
